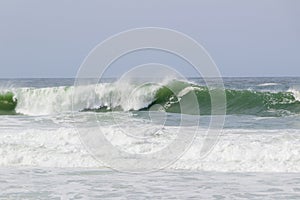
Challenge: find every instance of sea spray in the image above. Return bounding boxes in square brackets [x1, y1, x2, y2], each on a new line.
[1, 79, 300, 116]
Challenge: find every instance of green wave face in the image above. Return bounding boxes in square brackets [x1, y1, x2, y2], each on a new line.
[0, 92, 17, 115]
[3, 81, 300, 117]
[225, 89, 300, 116]
[143, 80, 300, 117]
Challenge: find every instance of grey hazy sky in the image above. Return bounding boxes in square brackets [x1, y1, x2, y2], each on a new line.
[0, 0, 299, 78]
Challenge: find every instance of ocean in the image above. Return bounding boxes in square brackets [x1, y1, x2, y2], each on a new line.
[1, 77, 300, 199]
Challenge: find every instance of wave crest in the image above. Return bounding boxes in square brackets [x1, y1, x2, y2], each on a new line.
[1, 80, 300, 117]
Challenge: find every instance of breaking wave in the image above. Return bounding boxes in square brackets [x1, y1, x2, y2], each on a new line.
[1, 80, 300, 116]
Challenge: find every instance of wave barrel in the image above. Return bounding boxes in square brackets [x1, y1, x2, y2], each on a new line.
[0, 92, 17, 114]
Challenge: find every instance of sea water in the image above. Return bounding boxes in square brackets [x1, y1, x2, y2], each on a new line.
[0, 77, 300, 199]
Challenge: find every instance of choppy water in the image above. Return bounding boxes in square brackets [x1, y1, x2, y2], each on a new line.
[1, 77, 300, 199]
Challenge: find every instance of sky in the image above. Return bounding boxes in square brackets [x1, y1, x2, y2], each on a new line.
[0, 0, 299, 78]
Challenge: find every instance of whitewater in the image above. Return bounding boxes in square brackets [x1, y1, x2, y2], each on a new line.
[1, 77, 300, 199]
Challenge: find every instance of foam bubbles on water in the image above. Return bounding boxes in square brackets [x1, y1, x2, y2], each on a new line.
[288, 87, 300, 101]
[1, 125, 300, 172]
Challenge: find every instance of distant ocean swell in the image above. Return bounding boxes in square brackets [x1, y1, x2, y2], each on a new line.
[1, 80, 300, 116]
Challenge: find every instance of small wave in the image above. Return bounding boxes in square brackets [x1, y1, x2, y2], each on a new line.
[257, 83, 280, 87]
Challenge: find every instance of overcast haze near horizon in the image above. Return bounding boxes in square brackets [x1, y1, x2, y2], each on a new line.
[0, 0, 299, 78]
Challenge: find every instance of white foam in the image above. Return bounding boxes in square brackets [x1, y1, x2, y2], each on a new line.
[257, 83, 279, 87]
[12, 82, 160, 115]
[177, 86, 203, 98]
[0, 128, 101, 168]
[1, 126, 300, 172]
[288, 88, 300, 101]
[173, 129, 300, 172]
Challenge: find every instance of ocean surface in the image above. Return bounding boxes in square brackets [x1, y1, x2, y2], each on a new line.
[1, 77, 300, 199]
